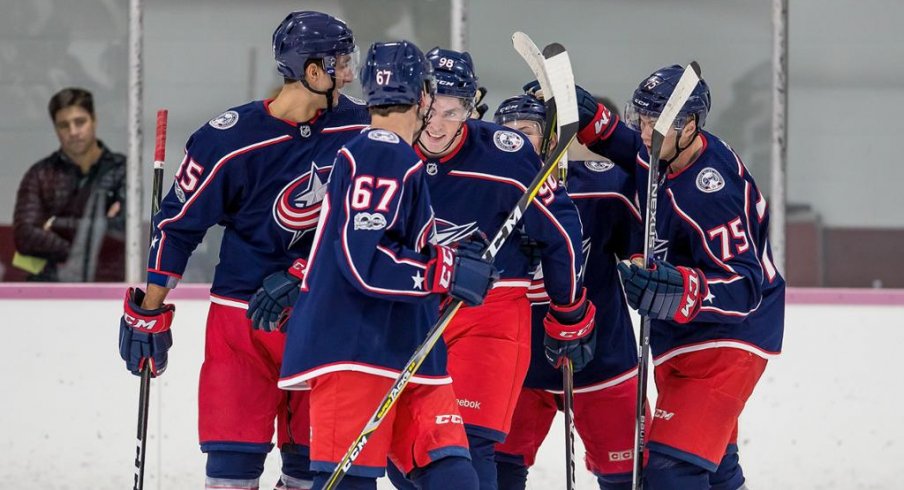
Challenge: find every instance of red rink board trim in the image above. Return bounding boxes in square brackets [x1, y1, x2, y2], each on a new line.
[0, 284, 903, 305]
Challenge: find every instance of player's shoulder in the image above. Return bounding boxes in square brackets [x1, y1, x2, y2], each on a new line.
[342, 129, 419, 173]
[680, 132, 749, 198]
[465, 119, 540, 182]
[187, 101, 288, 158]
[325, 94, 371, 126]
[567, 159, 634, 195]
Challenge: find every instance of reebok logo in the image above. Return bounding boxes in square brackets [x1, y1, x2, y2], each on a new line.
[457, 398, 481, 410]
[654, 408, 674, 421]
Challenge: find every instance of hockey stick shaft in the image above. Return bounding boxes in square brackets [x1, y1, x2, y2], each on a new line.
[631, 63, 701, 490]
[323, 46, 579, 490]
[512, 32, 557, 162]
[562, 359, 576, 490]
[134, 109, 168, 490]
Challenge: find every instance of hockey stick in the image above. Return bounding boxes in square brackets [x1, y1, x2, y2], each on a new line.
[514, 33, 577, 490]
[631, 62, 702, 490]
[133, 109, 168, 490]
[322, 44, 579, 490]
[512, 32, 557, 163]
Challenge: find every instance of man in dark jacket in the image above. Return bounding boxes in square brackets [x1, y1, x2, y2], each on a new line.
[12, 87, 125, 281]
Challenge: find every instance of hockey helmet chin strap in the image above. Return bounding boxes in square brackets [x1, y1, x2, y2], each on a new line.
[413, 97, 437, 147]
[417, 120, 465, 157]
[663, 114, 701, 167]
[299, 60, 338, 112]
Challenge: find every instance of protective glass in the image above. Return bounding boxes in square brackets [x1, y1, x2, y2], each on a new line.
[624, 101, 690, 132]
[325, 47, 360, 80]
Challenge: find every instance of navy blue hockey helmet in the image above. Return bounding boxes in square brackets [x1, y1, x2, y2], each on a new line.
[360, 41, 435, 107]
[272, 11, 357, 81]
[426, 47, 479, 101]
[493, 94, 546, 127]
[626, 64, 711, 130]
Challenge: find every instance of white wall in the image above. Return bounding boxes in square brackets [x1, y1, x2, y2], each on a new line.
[3, 1, 904, 230]
[1, 297, 902, 489]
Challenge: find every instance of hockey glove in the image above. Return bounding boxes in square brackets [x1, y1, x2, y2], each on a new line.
[119, 287, 175, 377]
[543, 288, 597, 372]
[472, 86, 489, 120]
[617, 258, 708, 324]
[426, 242, 499, 307]
[247, 258, 307, 332]
[522, 81, 617, 146]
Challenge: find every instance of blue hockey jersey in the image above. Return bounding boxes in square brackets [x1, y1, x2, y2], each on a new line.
[590, 124, 785, 361]
[147, 96, 369, 302]
[525, 159, 643, 391]
[279, 129, 449, 390]
[416, 119, 584, 306]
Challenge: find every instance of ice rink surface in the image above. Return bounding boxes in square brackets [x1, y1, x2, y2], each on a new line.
[1, 288, 901, 489]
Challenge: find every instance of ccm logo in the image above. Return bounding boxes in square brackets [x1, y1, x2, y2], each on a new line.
[680, 272, 701, 317]
[557, 325, 592, 339]
[341, 435, 369, 472]
[435, 414, 463, 425]
[123, 314, 158, 331]
[608, 450, 633, 462]
[654, 409, 675, 421]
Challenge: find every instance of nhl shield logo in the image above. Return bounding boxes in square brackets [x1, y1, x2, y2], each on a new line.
[696, 167, 725, 193]
[273, 162, 330, 247]
[209, 110, 239, 130]
[299, 125, 312, 138]
[493, 130, 524, 153]
[584, 160, 614, 172]
[426, 162, 438, 175]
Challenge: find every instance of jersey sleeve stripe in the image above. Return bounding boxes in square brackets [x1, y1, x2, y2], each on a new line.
[569, 191, 642, 221]
[376, 245, 427, 269]
[533, 200, 579, 302]
[321, 124, 369, 133]
[300, 192, 332, 292]
[447, 170, 528, 192]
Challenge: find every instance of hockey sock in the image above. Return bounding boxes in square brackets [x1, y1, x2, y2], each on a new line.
[495, 460, 528, 490]
[206, 450, 266, 487]
[385, 460, 417, 490]
[467, 434, 499, 490]
[594, 473, 632, 490]
[281, 448, 315, 487]
[411, 456, 479, 490]
[709, 449, 745, 490]
[644, 451, 709, 490]
[311, 473, 375, 490]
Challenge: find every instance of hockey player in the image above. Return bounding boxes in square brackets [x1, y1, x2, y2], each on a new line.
[491, 94, 648, 490]
[277, 40, 498, 490]
[117, 11, 369, 490]
[567, 66, 785, 489]
[385, 48, 591, 490]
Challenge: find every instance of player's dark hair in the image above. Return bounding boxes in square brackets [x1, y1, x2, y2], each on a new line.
[48, 87, 94, 120]
[368, 104, 414, 117]
[284, 58, 326, 85]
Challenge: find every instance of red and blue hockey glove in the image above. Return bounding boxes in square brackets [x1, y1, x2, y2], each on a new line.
[522, 81, 617, 146]
[119, 287, 174, 377]
[426, 241, 499, 307]
[247, 258, 307, 332]
[616, 258, 708, 324]
[543, 288, 597, 372]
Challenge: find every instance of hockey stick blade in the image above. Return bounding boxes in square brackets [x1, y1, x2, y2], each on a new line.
[323, 45, 580, 490]
[632, 61, 702, 490]
[542, 43, 576, 181]
[512, 32, 558, 162]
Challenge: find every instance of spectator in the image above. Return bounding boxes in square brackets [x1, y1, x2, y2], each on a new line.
[12, 87, 125, 281]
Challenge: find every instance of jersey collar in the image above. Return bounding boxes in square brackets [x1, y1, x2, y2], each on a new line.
[415, 122, 469, 163]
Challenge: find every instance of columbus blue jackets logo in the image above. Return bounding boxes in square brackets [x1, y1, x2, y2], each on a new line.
[367, 130, 400, 144]
[209, 110, 239, 130]
[433, 218, 479, 246]
[696, 167, 725, 193]
[584, 160, 614, 172]
[493, 130, 524, 153]
[273, 162, 330, 248]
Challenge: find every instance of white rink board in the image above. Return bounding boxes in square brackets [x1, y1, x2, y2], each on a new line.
[0, 297, 902, 489]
